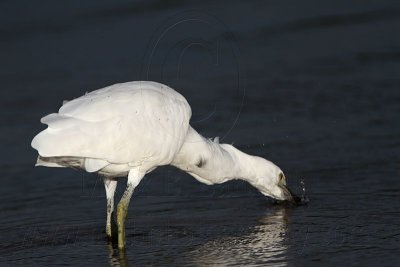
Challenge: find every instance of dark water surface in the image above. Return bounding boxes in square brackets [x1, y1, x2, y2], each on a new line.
[1, 0, 400, 266]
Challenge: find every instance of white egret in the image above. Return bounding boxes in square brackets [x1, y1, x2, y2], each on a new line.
[31, 81, 299, 249]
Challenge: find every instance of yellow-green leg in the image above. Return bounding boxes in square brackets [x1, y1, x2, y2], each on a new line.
[117, 202, 128, 249]
[116, 169, 144, 250]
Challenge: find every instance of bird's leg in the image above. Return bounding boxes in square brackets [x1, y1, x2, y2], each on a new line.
[117, 169, 144, 250]
[103, 177, 117, 241]
[117, 184, 133, 249]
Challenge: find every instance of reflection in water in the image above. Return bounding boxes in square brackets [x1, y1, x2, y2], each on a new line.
[107, 243, 130, 267]
[187, 207, 291, 266]
[104, 207, 291, 266]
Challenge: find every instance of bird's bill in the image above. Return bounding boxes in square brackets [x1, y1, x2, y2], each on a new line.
[279, 184, 302, 204]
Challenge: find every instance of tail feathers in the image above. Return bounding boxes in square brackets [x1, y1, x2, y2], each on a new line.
[35, 156, 65, 168]
[35, 156, 108, 173]
[40, 113, 85, 129]
[35, 156, 83, 169]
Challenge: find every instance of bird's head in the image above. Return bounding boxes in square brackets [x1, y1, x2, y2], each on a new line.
[251, 158, 301, 204]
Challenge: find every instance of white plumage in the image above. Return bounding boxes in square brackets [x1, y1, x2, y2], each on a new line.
[32, 81, 190, 174]
[31, 81, 297, 249]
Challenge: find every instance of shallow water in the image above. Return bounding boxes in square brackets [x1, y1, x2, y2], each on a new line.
[1, 0, 400, 266]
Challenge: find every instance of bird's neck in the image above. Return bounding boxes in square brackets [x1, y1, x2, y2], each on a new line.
[171, 127, 261, 186]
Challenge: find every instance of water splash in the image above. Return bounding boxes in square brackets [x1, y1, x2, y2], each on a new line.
[300, 179, 310, 204]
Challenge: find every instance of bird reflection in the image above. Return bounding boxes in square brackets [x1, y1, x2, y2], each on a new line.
[187, 206, 291, 266]
[107, 242, 130, 267]
[105, 206, 291, 266]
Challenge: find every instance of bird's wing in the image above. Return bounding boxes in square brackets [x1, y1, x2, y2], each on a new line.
[31, 81, 192, 164]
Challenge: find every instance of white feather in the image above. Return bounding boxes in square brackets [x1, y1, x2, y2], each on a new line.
[32, 81, 191, 166]
[30, 80, 295, 250]
[84, 158, 110, 172]
[31, 80, 288, 201]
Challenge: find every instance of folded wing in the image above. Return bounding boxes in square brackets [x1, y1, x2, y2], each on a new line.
[31, 81, 191, 165]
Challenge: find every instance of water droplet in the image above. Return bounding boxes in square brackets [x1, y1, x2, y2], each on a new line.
[299, 179, 309, 204]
